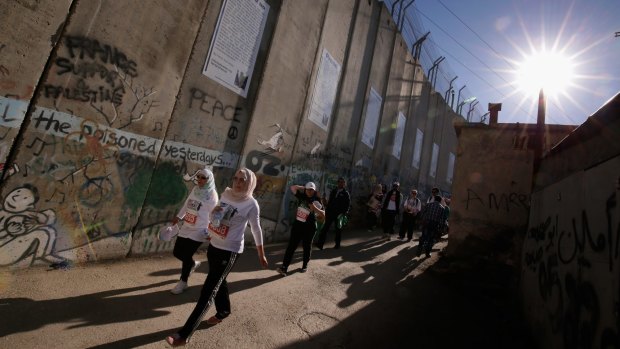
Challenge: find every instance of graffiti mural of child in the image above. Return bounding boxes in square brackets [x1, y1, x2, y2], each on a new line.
[0, 184, 65, 266]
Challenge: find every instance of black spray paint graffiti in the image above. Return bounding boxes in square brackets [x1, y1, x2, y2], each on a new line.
[189, 87, 241, 140]
[523, 190, 620, 348]
[245, 150, 285, 176]
[0, 43, 8, 77]
[0, 185, 65, 266]
[465, 188, 529, 212]
[44, 35, 159, 129]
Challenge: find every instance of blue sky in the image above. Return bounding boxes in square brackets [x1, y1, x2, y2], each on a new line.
[405, 0, 620, 125]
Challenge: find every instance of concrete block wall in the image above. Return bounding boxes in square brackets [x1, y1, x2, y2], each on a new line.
[448, 123, 575, 262]
[0, 0, 462, 268]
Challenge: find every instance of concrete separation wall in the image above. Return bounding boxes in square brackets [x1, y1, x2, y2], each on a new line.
[0, 0, 463, 269]
[520, 93, 620, 348]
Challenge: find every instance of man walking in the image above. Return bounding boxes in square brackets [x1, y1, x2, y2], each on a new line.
[315, 177, 350, 249]
[417, 195, 446, 257]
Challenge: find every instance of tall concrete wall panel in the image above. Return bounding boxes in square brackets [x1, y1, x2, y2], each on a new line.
[130, 0, 282, 255]
[0, 0, 206, 267]
[239, 0, 328, 239]
[328, 0, 380, 216]
[0, 1, 72, 170]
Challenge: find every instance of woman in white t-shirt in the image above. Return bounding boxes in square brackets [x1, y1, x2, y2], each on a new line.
[166, 167, 269, 347]
[170, 167, 218, 295]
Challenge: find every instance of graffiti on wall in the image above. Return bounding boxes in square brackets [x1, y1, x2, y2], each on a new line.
[189, 87, 242, 142]
[0, 185, 64, 266]
[43, 35, 159, 129]
[523, 189, 620, 348]
[464, 188, 530, 212]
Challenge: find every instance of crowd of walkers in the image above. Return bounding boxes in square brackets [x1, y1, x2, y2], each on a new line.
[163, 167, 449, 347]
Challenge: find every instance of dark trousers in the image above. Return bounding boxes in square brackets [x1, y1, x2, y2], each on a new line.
[366, 211, 379, 229]
[282, 222, 315, 270]
[178, 244, 238, 340]
[316, 213, 342, 248]
[398, 213, 416, 240]
[382, 210, 397, 235]
[418, 221, 440, 255]
[173, 236, 203, 282]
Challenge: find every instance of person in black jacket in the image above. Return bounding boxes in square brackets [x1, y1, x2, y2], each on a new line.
[315, 177, 351, 249]
[381, 182, 402, 240]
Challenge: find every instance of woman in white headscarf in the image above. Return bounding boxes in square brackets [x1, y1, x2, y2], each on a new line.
[169, 166, 218, 295]
[166, 167, 269, 347]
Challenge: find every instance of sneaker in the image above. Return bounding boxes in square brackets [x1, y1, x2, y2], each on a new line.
[300, 266, 308, 273]
[333, 244, 340, 249]
[397, 236, 404, 240]
[314, 243, 324, 250]
[206, 316, 222, 325]
[190, 261, 201, 274]
[165, 333, 187, 347]
[170, 281, 188, 295]
[277, 267, 287, 276]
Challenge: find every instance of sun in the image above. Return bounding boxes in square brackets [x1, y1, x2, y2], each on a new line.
[516, 50, 576, 98]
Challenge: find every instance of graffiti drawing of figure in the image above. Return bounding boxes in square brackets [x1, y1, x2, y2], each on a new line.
[0, 184, 64, 266]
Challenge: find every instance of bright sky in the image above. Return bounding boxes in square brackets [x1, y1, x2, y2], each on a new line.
[410, 0, 620, 125]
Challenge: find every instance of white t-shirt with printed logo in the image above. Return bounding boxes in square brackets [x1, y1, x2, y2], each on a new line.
[176, 187, 218, 242]
[208, 196, 263, 254]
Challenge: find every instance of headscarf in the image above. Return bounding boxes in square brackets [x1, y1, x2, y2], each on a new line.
[221, 167, 257, 202]
[191, 167, 217, 202]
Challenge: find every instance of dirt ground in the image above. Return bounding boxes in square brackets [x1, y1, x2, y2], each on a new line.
[0, 229, 535, 349]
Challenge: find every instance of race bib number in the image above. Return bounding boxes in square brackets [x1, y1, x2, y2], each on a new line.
[296, 206, 310, 222]
[184, 212, 197, 225]
[208, 222, 230, 239]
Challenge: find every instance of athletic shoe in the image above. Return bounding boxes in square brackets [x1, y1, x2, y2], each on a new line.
[277, 267, 287, 276]
[300, 266, 308, 273]
[170, 281, 188, 295]
[165, 333, 187, 347]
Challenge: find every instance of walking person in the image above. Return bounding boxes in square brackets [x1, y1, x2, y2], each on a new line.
[398, 189, 421, 242]
[427, 187, 440, 204]
[278, 182, 325, 276]
[166, 168, 269, 347]
[366, 184, 384, 232]
[315, 177, 350, 250]
[381, 182, 402, 240]
[417, 195, 446, 258]
[170, 166, 219, 295]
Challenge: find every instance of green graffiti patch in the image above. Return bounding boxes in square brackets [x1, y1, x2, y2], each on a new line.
[137, 162, 187, 210]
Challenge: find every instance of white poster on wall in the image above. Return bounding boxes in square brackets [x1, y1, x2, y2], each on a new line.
[203, 0, 269, 97]
[361, 87, 382, 149]
[447, 152, 455, 183]
[412, 128, 423, 169]
[429, 143, 439, 178]
[392, 112, 406, 159]
[308, 49, 342, 131]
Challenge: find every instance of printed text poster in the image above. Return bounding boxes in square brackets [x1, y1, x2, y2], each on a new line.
[203, 0, 269, 97]
[361, 87, 382, 149]
[308, 49, 341, 131]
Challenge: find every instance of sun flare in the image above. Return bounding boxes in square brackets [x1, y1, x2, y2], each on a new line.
[516, 51, 575, 97]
